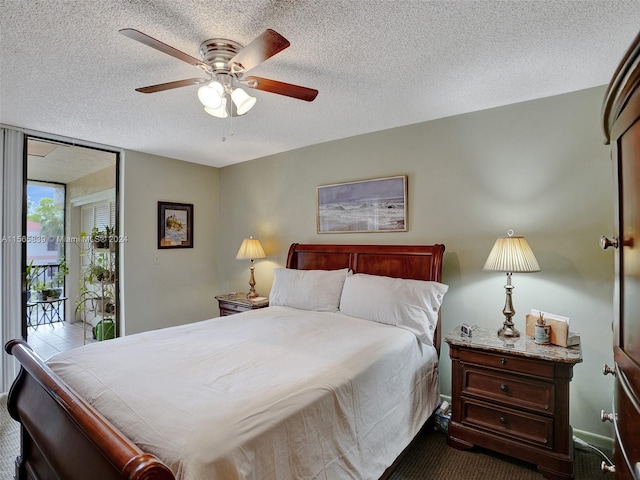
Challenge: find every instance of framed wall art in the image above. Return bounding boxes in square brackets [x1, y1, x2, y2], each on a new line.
[316, 175, 407, 233]
[158, 201, 193, 248]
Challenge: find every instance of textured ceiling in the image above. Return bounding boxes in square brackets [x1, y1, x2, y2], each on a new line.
[27, 139, 116, 184]
[2, 1, 640, 168]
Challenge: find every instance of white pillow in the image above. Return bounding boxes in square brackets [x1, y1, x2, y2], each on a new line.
[339, 272, 449, 346]
[269, 268, 349, 312]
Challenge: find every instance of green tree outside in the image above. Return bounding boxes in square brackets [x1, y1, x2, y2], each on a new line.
[28, 197, 63, 239]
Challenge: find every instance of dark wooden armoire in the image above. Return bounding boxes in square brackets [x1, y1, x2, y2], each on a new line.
[602, 31, 640, 480]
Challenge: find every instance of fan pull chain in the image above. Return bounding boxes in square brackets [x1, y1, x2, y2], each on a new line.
[221, 92, 234, 142]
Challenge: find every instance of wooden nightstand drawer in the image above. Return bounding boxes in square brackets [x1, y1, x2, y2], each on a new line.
[216, 293, 269, 316]
[455, 347, 555, 378]
[462, 366, 555, 414]
[461, 399, 554, 449]
[219, 302, 249, 316]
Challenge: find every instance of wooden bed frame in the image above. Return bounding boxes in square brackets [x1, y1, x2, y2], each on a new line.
[6, 243, 445, 480]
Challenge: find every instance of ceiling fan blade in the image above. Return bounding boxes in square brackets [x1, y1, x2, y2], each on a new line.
[119, 28, 208, 69]
[135, 78, 209, 94]
[244, 76, 318, 102]
[230, 29, 290, 72]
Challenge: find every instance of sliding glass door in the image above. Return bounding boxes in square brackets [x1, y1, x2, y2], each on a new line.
[24, 136, 119, 356]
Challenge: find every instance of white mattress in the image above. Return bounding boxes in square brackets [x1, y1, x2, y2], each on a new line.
[48, 306, 440, 480]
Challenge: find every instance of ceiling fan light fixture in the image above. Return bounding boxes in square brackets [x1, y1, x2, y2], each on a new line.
[204, 97, 228, 118]
[197, 81, 224, 109]
[231, 87, 257, 115]
[121, 28, 318, 120]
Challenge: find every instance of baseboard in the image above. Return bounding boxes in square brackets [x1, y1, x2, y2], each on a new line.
[573, 428, 614, 450]
[438, 395, 614, 451]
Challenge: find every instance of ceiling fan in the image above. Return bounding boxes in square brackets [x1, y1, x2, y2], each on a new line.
[119, 28, 318, 118]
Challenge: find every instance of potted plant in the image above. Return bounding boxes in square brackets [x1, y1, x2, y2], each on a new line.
[32, 279, 60, 301]
[33, 280, 48, 301]
[75, 228, 117, 338]
[55, 258, 69, 284]
[91, 226, 114, 250]
[75, 251, 116, 326]
[96, 297, 115, 314]
[28, 258, 68, 301]
[75, 271, 116, 339]
[41, 282, 60, 301]
[88, 264, 114, 283]
[47, 258, 69, 299]
[26, 260, 45, 302]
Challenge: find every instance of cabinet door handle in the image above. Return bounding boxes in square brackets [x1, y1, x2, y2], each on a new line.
[600, 410, 615, 423]
[500, 384, 508, 392]
[500, 358, 507, 366]
[602, 364, 616, 376]
[601, 461, 615, 473]
[600, 236, 619, 250]
[499, 416, 506, 424]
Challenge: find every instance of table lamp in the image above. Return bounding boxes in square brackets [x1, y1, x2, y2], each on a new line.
[236, 237, 266, 299]
[483, 230, 540, 337]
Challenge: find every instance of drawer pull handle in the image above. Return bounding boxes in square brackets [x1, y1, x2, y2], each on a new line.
[500, 358, 507, 366]
[499, 416, 506, 424]
[600, 461, 615, 473]
[602, 364, 616, 376]
[600, 410, 615, 423]
[500, 384, 508, 392]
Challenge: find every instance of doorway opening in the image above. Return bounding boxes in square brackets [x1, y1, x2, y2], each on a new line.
[24, 137, 119, 359]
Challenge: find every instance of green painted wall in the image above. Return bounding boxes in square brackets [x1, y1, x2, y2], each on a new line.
[216, 86, 614, 443]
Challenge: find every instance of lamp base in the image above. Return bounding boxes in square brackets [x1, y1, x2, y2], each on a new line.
[498, 323, 520, 337]
[497, 273, 519, 338]
[246, 259, 258, 299]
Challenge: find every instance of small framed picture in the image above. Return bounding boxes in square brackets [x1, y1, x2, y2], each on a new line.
[158, 201, 193, 249]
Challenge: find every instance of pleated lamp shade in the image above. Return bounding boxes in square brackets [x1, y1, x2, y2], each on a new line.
[483, 233, 540, 273]
[236, 237, 266, 260]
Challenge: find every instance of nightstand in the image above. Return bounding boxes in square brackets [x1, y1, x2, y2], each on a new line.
[444, 326, 583, 480]
[215, 293, 269, 316]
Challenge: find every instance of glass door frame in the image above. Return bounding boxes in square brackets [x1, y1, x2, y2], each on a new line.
[22, 135, 121, 342]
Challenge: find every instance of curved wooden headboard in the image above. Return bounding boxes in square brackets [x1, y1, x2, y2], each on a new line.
[286, 243, 446, 353]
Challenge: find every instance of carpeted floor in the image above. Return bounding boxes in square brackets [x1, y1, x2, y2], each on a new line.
[387, 423, 612, 479]
[1, 393, 19, 479]
[0, 392, 610, 479]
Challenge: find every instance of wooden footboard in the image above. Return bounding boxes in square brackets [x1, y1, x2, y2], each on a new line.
[5, 339, 175, 480]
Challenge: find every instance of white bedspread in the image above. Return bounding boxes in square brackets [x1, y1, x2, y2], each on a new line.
[48, 306, 439, 480]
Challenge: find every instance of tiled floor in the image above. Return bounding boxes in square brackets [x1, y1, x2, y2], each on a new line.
[27, 321, 94, 360]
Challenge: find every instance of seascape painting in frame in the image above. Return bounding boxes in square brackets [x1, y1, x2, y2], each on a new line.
[317, 175, 407, 233]
[158, 201, 193, 248]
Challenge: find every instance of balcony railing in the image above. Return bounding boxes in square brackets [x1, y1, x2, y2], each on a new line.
[26, 263, 66, 327]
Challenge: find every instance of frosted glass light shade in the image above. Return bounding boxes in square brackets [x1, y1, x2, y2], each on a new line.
[236, 237, 266, 260]
[483, 232, 540, 273]
[197, 81, 224, 109]
[204, 97, 228, 118]
[231, 87, 256, 115]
